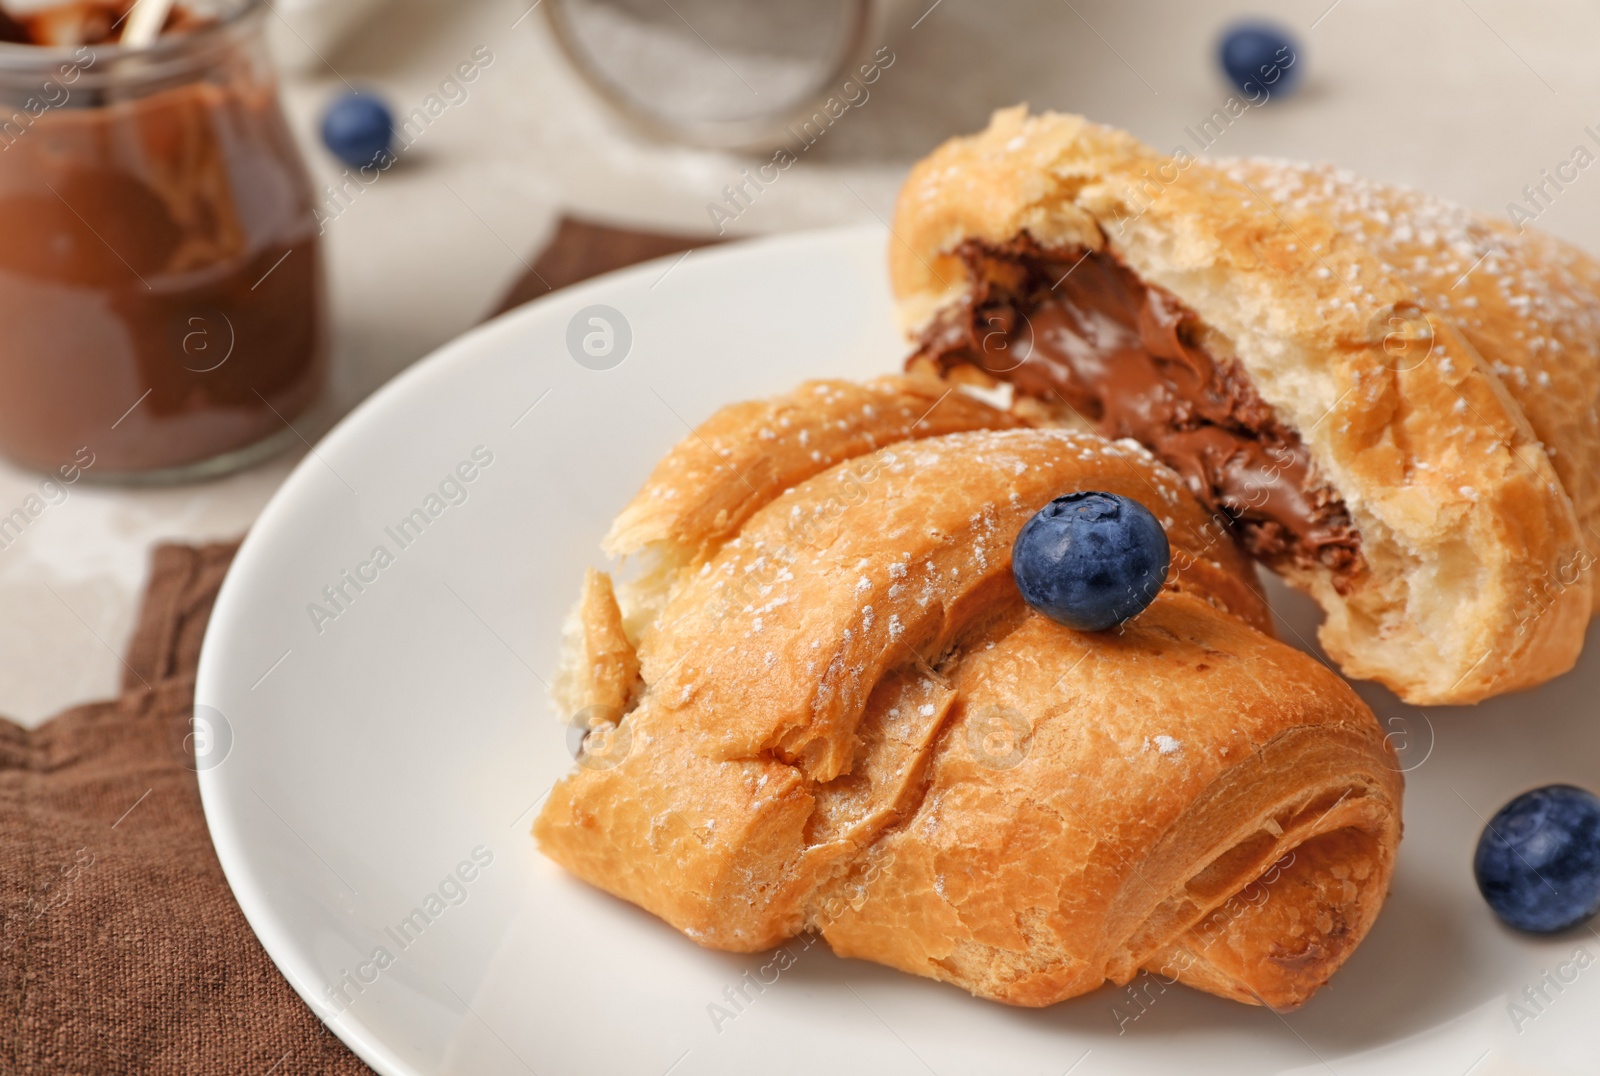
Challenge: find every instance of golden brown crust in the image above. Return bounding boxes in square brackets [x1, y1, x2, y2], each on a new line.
[576, 568, 640, 715]
[603, 375, 1023, 561]
[636, 427, 1268, 784]
[817, 602, 1399, 1010]
[889, 107, 1595, 704]
[1218, 158, 1600, 586]
[536, 381, 1402, 1010]
[597, 375, 1027, 647]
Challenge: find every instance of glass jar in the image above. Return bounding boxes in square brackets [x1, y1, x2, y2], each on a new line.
[0, 0, 327, 481]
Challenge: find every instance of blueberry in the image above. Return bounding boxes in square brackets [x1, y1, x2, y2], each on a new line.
[320, 92, 394, 169]
[1474, 785, 1600, 933]
[1012, 491, 1169, 632]
[1218, 21, 1302, 99]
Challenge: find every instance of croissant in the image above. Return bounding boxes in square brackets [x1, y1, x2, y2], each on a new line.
[535, 374, 1402, 1010]
[892, 107, 1600, 704]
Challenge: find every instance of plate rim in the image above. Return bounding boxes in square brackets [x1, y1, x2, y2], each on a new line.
[194, 223, 890, 1076]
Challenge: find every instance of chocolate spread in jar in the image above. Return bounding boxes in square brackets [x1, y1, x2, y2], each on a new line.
[0, 1, 326, 476]
[912, 235, 1363, 586]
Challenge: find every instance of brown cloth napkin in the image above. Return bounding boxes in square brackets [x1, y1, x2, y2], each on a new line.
[490, 216, 722, 319]
[0, 542, 364, 1076]
[0, 216, 720, 1075]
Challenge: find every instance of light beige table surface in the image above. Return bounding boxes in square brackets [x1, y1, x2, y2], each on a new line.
[3, 0, 1592, 725]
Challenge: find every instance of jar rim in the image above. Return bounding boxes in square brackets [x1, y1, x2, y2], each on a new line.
[0, 0, 264, 71]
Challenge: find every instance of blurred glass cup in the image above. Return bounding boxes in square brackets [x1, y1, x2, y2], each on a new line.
[545, 0, 903, 150]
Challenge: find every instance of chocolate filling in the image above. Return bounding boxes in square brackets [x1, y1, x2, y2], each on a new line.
[912, 236, 1363, 586]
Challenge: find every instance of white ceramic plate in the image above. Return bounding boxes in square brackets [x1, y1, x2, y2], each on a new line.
[198, 226, 1600, 1076]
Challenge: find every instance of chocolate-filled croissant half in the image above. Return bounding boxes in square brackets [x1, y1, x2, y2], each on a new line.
[536, 375, 1402, 1010]
[893, 107, 1600, 704]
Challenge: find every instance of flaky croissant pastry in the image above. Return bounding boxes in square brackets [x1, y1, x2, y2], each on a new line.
[536, 374, 1402, 1010]
[894, 107, 1600, 704]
